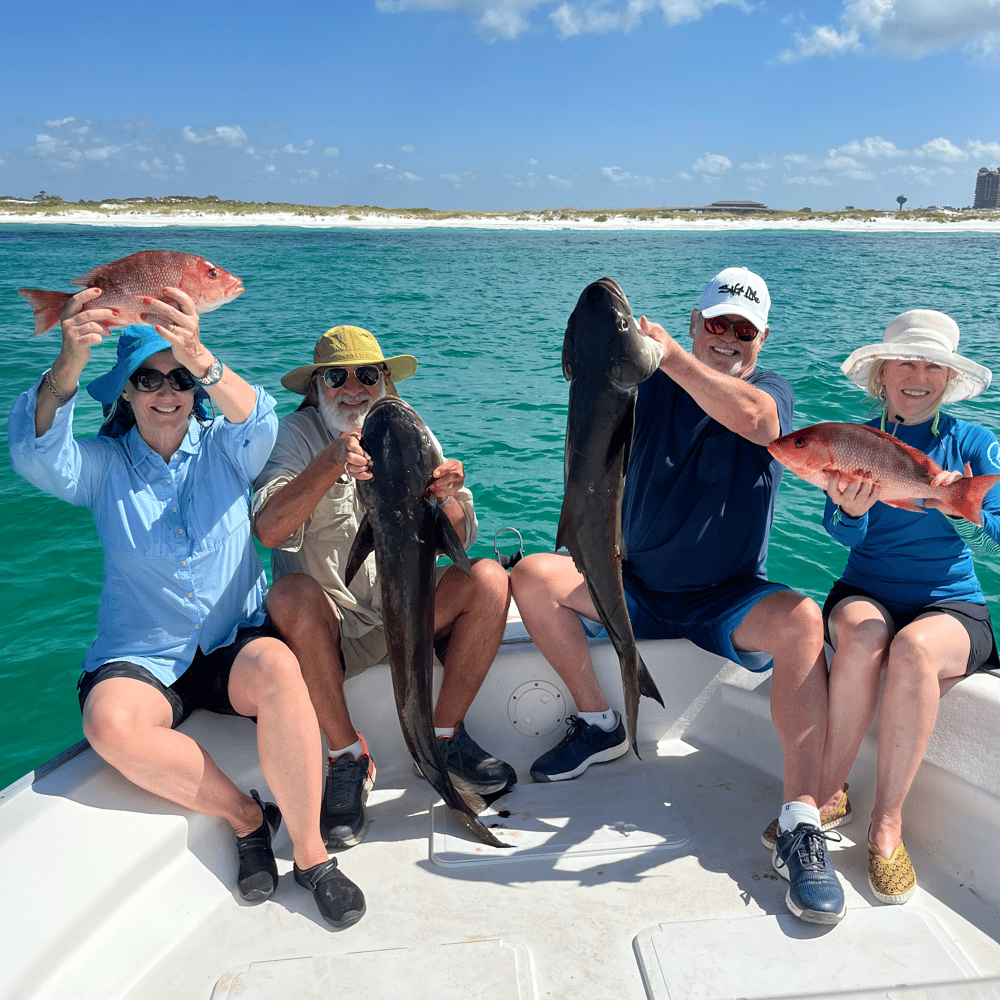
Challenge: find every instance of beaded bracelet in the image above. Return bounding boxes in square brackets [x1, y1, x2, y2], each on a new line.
[43, 369, 77, 404]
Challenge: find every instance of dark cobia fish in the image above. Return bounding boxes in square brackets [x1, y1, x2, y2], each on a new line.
[558, 278, 665, 757]
[344, 397, 508, 849]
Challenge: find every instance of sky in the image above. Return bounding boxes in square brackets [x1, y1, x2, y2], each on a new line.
[2, 1, 998, 213]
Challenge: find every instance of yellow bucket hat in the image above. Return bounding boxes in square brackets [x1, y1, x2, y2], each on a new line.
[280, 326, 418, 396]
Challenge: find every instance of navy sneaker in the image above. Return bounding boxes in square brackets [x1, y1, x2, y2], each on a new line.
[438, 722, 517, 796]
[529, 713, 629, 782]
[321, 734, 376, 849]
[236, 790, 281, 901]
[772, 822, 846, 924]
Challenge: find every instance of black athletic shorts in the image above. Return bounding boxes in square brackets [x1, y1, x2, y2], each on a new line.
[822, 580, 999, 676]
[77, 618, 282, 728]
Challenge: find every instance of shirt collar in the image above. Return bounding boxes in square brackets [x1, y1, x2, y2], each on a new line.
[124, 419, 200, 466]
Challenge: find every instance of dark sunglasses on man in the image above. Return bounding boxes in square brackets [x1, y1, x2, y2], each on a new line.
[703, 316, 761, 342]
[320, 365, 384, 389]
[129, 367, 197, 393]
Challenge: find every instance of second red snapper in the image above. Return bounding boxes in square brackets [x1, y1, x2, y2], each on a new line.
[18, 250, 244, 335]
[768, 422, 1000, 524]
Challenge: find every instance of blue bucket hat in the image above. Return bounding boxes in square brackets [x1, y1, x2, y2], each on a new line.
[87, 326, 173, 404]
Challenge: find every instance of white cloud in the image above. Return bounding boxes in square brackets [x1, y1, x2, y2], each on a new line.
[283, 140, 315, 155]
[784, 175, 834, 187]
[780, 1, 1000, 63]
[138, 156, 187, 178]
[400, 170, 422, 181]
[919, 137, 967, 162]
[182, 125, 255, 155]
[740, 158, 777, 172]
[291, 168, 321, 184]
[44, 117, 76, 128]
[83, 146, 120, 161]
[692, 153, 732, 177]
[968, 140, 1000, 161]
[376, 0, 751, 41]
[547, 173, 573, 187]
[602, 165, 655, 185]
[324, 146, 340, 157]
[833, 136, 906, 159]
[528, 157, 539, 165]
[678, 170, 692, 181]
[372, 163, 422, 181]
[399, 144, 418, 152]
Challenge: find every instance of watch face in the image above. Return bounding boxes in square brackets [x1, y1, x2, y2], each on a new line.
[197, 360, 223, 384]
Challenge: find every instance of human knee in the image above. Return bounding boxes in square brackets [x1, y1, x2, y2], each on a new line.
[246, 640, 306, 699]
[885, 630, 936, 684]
[773, 594, 825, 652]
[470, 557, 512, 604]
[509, 552, 559, 600]
[267, 574, 337, 637]
[83, 700, 147, 757]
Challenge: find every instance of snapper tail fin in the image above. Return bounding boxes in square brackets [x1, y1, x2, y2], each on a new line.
[943, 474, 1000, 525]
[18, 289, 73, 336]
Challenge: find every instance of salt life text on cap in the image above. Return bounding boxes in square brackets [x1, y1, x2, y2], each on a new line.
[281, 325, 418, 397]
[841, 309, 992, 404]
[699, 266, 771, 333]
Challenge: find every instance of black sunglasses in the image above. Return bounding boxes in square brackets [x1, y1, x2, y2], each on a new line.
[703, 316, 760, 342]
[129, 367, 196, 393]
[320, 365, 384, 389]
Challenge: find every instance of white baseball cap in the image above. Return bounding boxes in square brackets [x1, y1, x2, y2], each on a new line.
[699, 266, 771, 332]
[841, 309, 992, 403]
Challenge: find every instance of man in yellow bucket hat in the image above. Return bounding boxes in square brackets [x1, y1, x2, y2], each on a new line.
[253, 326, 515, 849]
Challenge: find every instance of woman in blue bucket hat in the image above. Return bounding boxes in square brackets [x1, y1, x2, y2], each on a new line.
[9, 285, 365, 928]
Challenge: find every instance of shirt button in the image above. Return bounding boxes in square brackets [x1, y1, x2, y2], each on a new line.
[187, 592, 194, 599]
[194, 624, 201, 630]
[180, 560, 187, 567]
[171, 507, 178, 512]
[176, 528, 184, 535]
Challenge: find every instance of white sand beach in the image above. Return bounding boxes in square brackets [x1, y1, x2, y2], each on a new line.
[3, 207, 1000, 232]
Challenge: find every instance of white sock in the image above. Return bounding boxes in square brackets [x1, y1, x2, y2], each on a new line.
[777, 801, 822, 835]
[435, 726, 456, 739]
[579, 709, 618, 732]
[329, 738, 364, 762]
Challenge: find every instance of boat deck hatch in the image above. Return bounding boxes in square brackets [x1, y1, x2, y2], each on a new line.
[634, 908, 1000, 1000]
[212, 939, 534, 999]
[430, 773, 690, 867]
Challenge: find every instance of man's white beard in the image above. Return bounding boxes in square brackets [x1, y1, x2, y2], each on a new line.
[318, 383, 386, 436]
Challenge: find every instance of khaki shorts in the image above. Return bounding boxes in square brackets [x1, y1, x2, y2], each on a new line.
[336, 564, 453, 678]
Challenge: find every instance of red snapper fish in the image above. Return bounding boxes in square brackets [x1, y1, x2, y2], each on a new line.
[768, 422, 1000, 525]
[18, 250, 245, 335]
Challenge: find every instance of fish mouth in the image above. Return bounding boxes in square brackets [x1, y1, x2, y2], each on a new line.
[594, 277, 630, 310]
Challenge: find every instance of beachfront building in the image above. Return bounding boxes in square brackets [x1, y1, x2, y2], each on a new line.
[974, 168, 1000, 209]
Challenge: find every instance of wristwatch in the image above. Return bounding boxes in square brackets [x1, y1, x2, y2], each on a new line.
[191, 356, 224, 387]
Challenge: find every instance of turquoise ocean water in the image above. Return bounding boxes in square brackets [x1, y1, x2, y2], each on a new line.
[3, 223, 999, 791]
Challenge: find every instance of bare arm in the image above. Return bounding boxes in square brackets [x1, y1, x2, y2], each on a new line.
[255, 429, 371, 548]
[639, 312, 781, 445]
[140, 287, 257, 423]
[427, 457, 470, 545]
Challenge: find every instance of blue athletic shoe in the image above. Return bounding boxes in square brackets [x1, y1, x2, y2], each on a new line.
[772, 822, 846, 924]
[529, 714, 629, 782]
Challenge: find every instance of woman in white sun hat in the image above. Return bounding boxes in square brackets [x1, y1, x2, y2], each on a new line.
[816, 308, 1000, 906]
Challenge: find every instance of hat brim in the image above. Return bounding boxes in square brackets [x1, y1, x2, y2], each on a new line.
[700, 303, 767, 332]
[281, 354, 417, 395]
[841, 343, 992, 403]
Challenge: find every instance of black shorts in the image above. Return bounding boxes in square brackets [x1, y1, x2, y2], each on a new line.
[822, 580, 999, 676]
[77, 618, 282, 728]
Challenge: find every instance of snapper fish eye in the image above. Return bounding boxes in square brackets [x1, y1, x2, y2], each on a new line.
[794, 437, 806, 448]
[205, 264, 219, 278]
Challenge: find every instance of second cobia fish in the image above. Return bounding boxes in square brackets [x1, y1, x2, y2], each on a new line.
[18, 249, 244, 335]
[558, 278, 665, 758]
[768, 422, 1000, 523]
[344, 397, 509, 850]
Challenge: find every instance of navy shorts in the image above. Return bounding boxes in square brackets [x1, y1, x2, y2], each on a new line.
[77, 618, 282, 728]
[822, 580, 999, 676]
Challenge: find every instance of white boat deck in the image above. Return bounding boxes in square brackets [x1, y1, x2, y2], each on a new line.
[3, 613, 1000, 1000]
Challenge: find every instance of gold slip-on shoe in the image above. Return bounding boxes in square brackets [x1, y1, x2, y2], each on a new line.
[868, 840, 917, 904]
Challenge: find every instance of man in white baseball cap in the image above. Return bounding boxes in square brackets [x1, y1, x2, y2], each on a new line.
[512, 266, 845, 925]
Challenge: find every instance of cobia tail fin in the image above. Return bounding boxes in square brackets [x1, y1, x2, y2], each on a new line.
[343, 514, 374, 586]
[434, 505, 472, 576]
[638, 653, 664, 708]
[17, 289, 72, 336]
[944, 474, 1000, 525]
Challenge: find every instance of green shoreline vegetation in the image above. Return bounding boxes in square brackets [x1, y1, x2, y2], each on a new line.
[1, 193, 999, 225]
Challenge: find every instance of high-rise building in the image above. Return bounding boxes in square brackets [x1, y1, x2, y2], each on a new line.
[974, 167, 1000, 209]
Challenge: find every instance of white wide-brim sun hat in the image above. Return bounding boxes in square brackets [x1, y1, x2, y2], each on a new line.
[841, 309, 992, 404]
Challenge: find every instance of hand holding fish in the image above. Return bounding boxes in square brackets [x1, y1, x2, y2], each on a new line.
[924, 463, 977, 521]
[638, 315, 678, 369]
[58, 288, 115, 370]
[138, 287, 214, 378]
[329, 430, 373, 481]
[826, 471, 882, 519]
[427, 458, 464, 504]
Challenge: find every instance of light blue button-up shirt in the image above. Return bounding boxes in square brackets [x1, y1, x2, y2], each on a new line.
[9, 377, 279, 686]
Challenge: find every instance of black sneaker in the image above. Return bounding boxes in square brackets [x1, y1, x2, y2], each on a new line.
[321, 733, 376, 849]
[529, 714, 629, 782]
[438, 722, 517, 796]
[236, 789, 281, 901]
[294, 858, 366, 929]
[772, 822, 846, 925]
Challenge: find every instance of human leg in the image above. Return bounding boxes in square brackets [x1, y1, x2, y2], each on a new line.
[228, 637, 366, 927]
[510, 553, 629, 781]
[735, 590, 845, 924]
